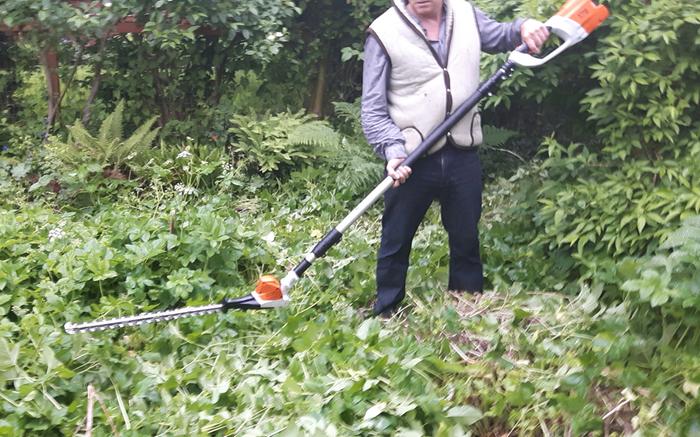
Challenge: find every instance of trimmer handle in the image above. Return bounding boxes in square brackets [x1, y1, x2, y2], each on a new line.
[509, 0, 609, 68]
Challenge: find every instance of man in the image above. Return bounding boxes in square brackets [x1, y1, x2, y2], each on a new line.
[361, 0, 549, 316]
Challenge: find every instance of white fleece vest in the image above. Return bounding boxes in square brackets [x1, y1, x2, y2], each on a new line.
[369, 0, 482, 154]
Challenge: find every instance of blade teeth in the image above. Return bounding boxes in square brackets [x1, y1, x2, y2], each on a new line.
[65, 304, 224, 333]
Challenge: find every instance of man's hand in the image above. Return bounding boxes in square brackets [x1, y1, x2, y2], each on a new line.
[520, 19, 550, 54]
[387, 158, 412, 188]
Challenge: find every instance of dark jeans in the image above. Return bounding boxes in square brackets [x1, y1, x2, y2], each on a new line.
[374, 144, 483, 315]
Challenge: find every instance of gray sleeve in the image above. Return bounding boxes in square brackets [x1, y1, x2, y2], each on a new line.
[360, 34, 407, 161]
[474, 7, 525, 54]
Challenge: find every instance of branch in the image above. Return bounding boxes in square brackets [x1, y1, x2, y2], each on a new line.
[82, 38, 107, 124]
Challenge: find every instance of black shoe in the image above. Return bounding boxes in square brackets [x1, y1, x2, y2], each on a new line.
[372, 304, 398, 320]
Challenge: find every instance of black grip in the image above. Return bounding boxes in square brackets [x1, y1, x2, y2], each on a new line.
[312, 228, 343, 258]
[292, 228, 343, 278]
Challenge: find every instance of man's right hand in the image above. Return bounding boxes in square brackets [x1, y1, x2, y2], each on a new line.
[387, 158, 412, 187]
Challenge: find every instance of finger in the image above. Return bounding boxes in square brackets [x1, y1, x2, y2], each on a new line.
[526, 36, 539, 54]
[533, 33, 545, 51]
[532, 34, 544, 51]
[389, 170, 400, 187]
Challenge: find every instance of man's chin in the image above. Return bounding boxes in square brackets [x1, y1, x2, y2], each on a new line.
[413, 4, 437, 15]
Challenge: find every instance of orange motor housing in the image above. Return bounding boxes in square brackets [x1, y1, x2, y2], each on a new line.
[556, 0, 609, 34]
[255, 275, 283, 301]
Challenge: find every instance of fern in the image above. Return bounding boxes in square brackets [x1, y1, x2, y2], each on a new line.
[330, 100, 384, 193]
[481, 124, 524, 161]
[98, 100, 124, 146]
[482, 124, 518, 148]
[332, 100, 363, 135]
[229, 110, 340, 175]
[47, 101, 160, 171]
[334, 141, 384, 193]
[286, 120, 339, 150]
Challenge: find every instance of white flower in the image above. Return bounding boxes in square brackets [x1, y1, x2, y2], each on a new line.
[174, 183, 199, 197]
[223, 163, 233, 172]
[48, 227, 65, 242]
[266, 31, 284, 42]
[184, 186, 199, 196]
[177, 150, 192, 159]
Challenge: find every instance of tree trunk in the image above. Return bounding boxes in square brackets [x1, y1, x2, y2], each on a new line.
[309, 52, 328, 117]
[39, 47, 61, 130]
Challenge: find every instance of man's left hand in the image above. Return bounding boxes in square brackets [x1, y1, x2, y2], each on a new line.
[520, 19, 550, 54]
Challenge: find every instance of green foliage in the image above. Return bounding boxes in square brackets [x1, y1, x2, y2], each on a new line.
[1, 1, 301, 144]
[46, 101, 159, 171]
[1, 0, 298, 54]
[135, 142, 228, 190]
[228, 110, 339, 175]
[4, 0, 700, 433]
[582, 0, 700, 160]
[12, 66, 105, 135]
[2, 181, 699, 434]
[534, 138, 700, 260]
[622, 216, 700, 331]
[481, 125, 518, 149]
[331, 101, 384, 194]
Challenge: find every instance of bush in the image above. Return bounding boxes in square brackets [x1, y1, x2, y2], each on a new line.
[582, 0, 700, 160]
[620, 216, 700, 341]
[480, 0, 700, 285]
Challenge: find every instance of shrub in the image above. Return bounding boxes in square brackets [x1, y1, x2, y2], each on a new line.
[582, 0, 700, 160]
[621, 216, 700, 343]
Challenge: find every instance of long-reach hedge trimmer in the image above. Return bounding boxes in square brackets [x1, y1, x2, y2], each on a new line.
[64, 0, 609, 335]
